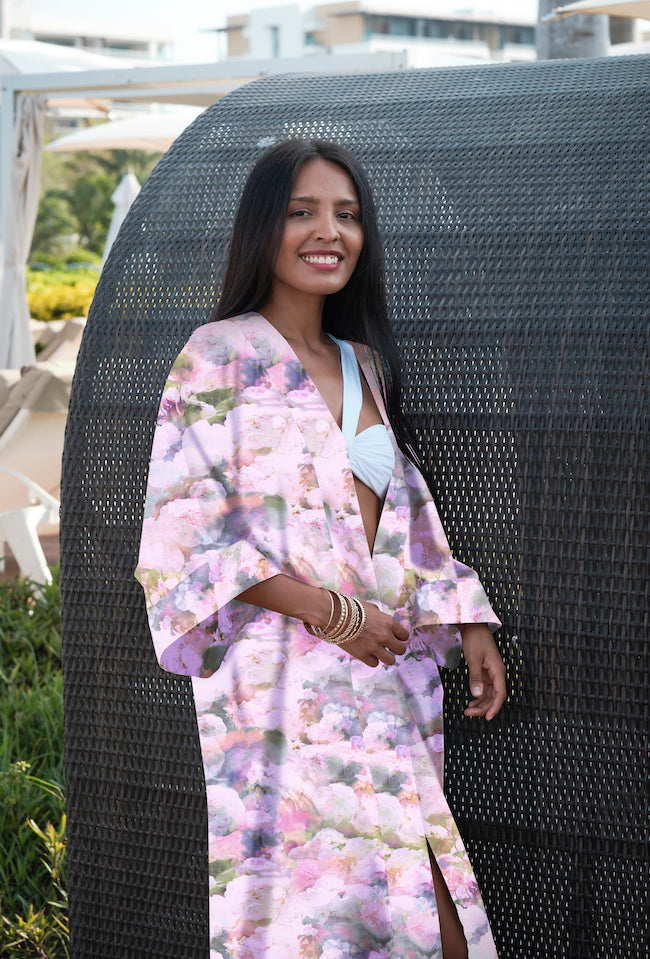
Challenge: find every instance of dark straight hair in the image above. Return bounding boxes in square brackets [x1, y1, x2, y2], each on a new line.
[214, 139, 424, 476]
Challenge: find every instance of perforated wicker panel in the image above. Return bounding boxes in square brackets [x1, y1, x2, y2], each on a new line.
[61, 56, 649, 958]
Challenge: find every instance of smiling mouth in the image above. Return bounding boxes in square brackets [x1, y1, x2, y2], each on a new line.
[300, 254, 341, 265]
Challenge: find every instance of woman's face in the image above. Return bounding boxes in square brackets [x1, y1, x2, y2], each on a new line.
[269, 158, 364, 304]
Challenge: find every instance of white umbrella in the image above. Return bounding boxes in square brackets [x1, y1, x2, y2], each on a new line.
[0, 94, 46, 368]
[542, 0, 650, 19]
[45, 107, 203, 153]
[102, 171, 141, 265]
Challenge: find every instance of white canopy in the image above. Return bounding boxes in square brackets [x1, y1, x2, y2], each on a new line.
[543, 0, 650, 19]
[0, 38, 148, 79]
[0, 40, 145, 367]
[45, 106, 203, 153]
[0, 38, 145, 111]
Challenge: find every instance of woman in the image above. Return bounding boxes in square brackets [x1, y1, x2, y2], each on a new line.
[136, 139, 506, 959]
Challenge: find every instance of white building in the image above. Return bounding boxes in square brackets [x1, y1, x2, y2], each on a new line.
[220, 1, 537, 67]
[6, 1, 174, 61]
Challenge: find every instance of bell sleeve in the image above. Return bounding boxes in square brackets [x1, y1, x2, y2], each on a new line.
[405, 461, 502, 669]
[135, 321, 297, 678]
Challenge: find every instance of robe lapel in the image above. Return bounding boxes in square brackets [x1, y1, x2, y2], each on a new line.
[355, 349, 411, 575]
[237, 313, 382, 599]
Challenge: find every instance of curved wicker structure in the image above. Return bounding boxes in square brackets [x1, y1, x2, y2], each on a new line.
[61, 55, 649, 958]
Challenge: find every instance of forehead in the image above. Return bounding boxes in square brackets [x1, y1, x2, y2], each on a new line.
[292, 157, 358, 200]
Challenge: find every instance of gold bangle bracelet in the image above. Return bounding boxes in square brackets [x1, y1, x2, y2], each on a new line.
[304, 588, 343, 637]
[328, 597, 362, 645]
[326, 593, 352, 639]
[322, 589, 335, 631]
[304, 591, 367, 646]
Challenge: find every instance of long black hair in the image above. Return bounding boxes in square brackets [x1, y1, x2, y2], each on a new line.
[214, 138, 422, 472]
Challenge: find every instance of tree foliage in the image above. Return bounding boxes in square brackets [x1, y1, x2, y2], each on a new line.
[31, 148, 162, 260]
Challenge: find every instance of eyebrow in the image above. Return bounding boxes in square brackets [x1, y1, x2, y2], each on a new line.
[289, 194, 360, 206]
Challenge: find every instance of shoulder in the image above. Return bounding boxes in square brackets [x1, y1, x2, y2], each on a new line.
[349, 340, 386, 390]
[178, 314, 259, 364]
[165, 315, 265, 396]
[349, 340, 377, 365]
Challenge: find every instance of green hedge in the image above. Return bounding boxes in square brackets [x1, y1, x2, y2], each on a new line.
[0, 569, 68, 957]
[27, 268, 99, 323]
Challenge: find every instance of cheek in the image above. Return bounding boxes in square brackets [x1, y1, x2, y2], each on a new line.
[275, 222, 303, 260]
[348, 236, 364, 271]
[349, 223, 363, 259]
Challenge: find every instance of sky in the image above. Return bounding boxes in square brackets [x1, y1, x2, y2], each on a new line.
[28, 0, 542, 62]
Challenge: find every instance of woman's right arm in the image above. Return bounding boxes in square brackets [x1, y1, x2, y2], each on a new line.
[237, 575, 409, 668]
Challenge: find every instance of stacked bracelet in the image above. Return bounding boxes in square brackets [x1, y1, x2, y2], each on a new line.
[304, 590, 367, 646]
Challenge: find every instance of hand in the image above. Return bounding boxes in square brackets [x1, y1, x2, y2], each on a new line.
[343, 602, 409, 667]
[460, 624, 507, 720]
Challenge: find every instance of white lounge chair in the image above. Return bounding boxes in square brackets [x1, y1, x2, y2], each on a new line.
[0, 466, 59, 584]
[0, 360, 72, 584]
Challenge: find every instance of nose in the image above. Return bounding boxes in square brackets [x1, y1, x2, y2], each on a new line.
[313, 210, 340, 242]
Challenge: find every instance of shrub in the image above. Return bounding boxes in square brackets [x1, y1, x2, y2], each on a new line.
[0, 569, 68, 956]
[29, 249, 101, 271]
[27, 269, 99, 322]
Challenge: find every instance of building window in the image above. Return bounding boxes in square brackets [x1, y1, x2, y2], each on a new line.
[364, 15, 533, 46]
[365, 15, 418, 37]
[423, 21, 441, 38]
[500, 24, 535, 46]
[269, 24, 280, 58]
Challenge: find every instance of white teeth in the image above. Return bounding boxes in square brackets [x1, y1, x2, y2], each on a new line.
[301, 255, 339, 265]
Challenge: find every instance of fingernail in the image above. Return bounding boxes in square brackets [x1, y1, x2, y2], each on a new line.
[472, 686, 482, 695]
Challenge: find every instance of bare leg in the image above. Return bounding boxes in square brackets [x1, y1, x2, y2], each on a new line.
[428, 844, 468, 959]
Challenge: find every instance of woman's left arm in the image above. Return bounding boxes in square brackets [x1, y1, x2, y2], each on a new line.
[459, 623, 507, 720]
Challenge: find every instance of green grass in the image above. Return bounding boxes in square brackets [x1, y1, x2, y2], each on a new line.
[0, 568, 68, 957]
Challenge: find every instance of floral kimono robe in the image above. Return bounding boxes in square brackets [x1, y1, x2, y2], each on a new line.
[136, 312, 501, 959]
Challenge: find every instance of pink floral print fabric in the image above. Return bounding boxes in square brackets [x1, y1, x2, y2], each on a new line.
[136, 313, 501, 958]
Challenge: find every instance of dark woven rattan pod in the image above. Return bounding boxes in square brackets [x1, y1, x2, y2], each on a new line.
[61, 56, 649, 958]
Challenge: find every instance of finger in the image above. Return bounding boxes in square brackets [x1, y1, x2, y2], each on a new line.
[376, 647, 396, 667]
[383, 635, 409, 656]
[354, 637, 397, 666]
[466, 656, 485, 700]
[466, 676, 506, 721]
[489, 657, 507, 696]
[392, 620, 410, 642]
[464, 703, 486, 717]
[464, 677, 492, 714]
[464, 699, 491, 718]
[360, 654, 379, 668]
[464, 690, 490, 716]
[479, 653, 507, 718]
[485, 673, 507, 720]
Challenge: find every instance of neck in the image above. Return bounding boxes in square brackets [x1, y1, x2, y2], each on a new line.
[259, 288, 327, 349]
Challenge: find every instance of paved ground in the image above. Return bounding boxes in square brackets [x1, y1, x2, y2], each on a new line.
[1, 534, 60, 582]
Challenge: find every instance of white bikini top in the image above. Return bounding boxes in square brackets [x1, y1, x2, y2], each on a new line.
[328, 335, 395, 498]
